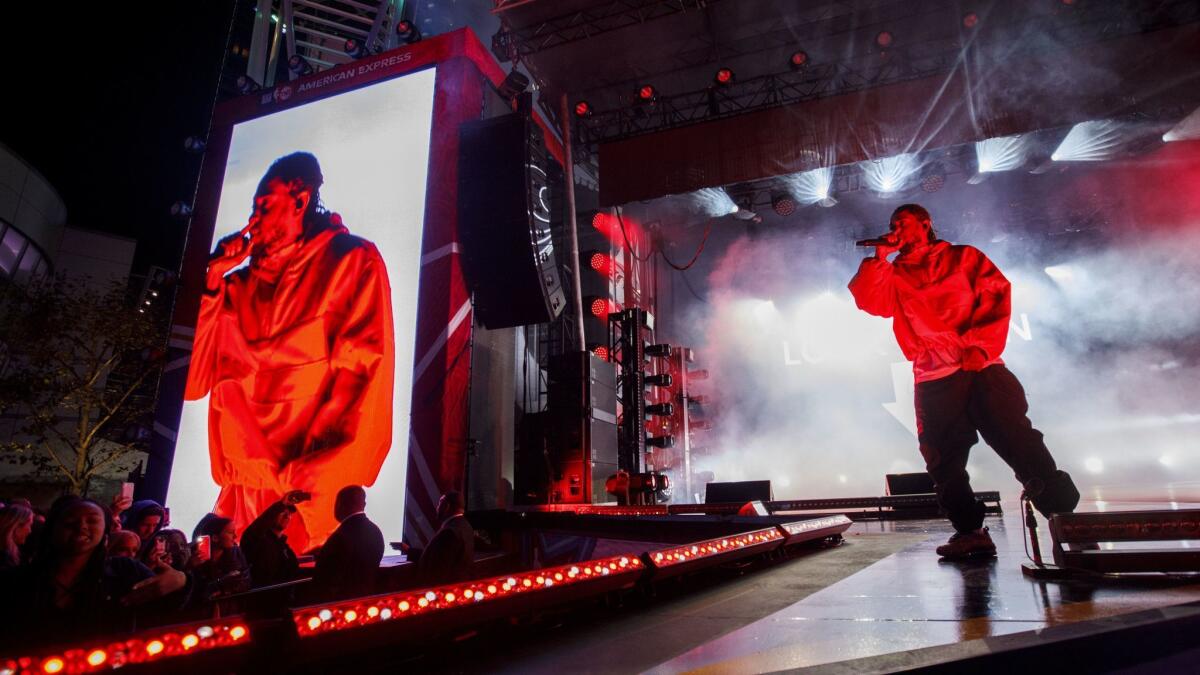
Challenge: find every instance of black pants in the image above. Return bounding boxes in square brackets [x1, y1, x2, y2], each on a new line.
[915, 364, 1079, 533]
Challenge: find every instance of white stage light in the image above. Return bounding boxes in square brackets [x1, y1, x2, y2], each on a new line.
[975, 135, 1026, 173]
[863, 153, 920, 193]
[691, 187, 739, 217]
[1051, 120, 1126, 161]
[781, 166, 835, 205]
[1043, 265, 1073, 281]
[1163, 107, 1200, 143]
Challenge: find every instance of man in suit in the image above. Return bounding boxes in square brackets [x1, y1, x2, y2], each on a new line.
[312, 485, 384, 599]
[417, 491, 474, 585]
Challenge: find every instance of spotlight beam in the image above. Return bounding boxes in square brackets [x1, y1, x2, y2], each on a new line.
[781, 166, 835, 205]
[1051, 120, 1126, 161]
[975, 134, 1026, 173]
[863, 153, 920, 193]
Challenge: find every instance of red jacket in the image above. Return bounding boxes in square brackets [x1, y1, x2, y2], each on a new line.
[848, 241, 1010, 383]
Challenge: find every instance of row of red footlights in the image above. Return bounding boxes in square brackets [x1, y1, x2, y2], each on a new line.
[3, 527, 786, 673]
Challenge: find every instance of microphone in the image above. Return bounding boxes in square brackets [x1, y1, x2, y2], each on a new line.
[855, 235, 898, 247]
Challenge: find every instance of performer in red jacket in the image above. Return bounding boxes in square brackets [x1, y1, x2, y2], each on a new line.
[849, 204, 1078, 559]
[186, 152, 395, 553]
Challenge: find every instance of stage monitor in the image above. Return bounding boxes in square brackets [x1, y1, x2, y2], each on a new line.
[166, 67, 438, 551]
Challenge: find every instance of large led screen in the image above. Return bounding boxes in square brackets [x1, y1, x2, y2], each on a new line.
[169, 67, 437, 550]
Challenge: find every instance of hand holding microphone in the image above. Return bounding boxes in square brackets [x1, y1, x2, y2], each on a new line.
[856, 232, 900, 259]
[206, 222, 254, 290]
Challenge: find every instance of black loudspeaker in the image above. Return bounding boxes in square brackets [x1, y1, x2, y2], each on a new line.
[705, 480, 773, 504]
[885, 472, 936, 495]
[545, 352, 618, 503]
[458, 113, 566, 328]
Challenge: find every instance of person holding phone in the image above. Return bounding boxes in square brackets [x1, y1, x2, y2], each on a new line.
[186, 152, 395, 553]
[241, 490, 307, 587]
[191, 514, 250, 598]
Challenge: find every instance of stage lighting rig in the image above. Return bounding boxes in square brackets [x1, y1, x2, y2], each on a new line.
[236, 75, 261, 94]
[183, 136, 207, 153]
[344, 38, 375, 60]
[645, 343, 673, 358]
[771, 192, 796, 216]
[170, 201, 193, 219]
[288, 54, 314, 77]
[645, 373, 672, 388]
[396, 19, 422, 44]
[646, 402, 674, 416]
[497, 69, 531, 101]
[645, 434, 674, 448]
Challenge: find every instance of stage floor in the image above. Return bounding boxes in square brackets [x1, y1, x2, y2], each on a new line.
[650, 499, 1200, 674]
[410, 500, 1200, 674]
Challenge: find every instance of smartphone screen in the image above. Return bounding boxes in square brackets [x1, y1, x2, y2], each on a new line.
[120, 482, 135, 501]
[194, 534, 211, 559]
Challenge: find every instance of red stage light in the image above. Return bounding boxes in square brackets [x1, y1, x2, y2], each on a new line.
[591, 298, 618, 318]
[875, 30, 894, 48]
[637, 85, 657, 102]
[962, 11, 979, 28]
[292, 554, 643, 638]
[649, 528, 785, 568]
[592, 345, 610, 361]
[714, 68, 735, 85]
[790, 50, 809, 69]
[13, 619, 250, 674]
[574, 101, 592, 117]
[590, 252, 610, 274]
[771, 193, 796, 217]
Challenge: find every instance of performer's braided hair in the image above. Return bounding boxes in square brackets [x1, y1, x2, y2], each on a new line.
[258, 151, 334, 235]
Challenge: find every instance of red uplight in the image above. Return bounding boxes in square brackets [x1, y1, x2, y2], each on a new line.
[638, 85, 656, 101]
[790, 50, 809, 68]
[591, 298, 612, 318]
[574, 101, 592, 117]
[42, 657, 65, 673]
[590, 252, 615, 276]
[875, 30, 894, 48]
[714, 68, 734, 85]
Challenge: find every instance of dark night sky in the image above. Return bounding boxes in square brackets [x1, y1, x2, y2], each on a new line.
[5, 3, 237, 273]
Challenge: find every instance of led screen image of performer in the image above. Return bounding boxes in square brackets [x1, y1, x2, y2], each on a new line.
[848, 204, 1079, 560]
[185, 152, 395, 552]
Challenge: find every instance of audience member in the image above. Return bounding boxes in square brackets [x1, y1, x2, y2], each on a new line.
[0, 504, 35, 570]
[242, 491, 306, 588]
[312, 486, 383, 600]
[153, 529, 196, 571]
[0, 498, 189, 648]
[107, 530, 141, 559]
[121, 500, 166, 541]
[191, 514, 251, 597]
[417, 491, 475, 585]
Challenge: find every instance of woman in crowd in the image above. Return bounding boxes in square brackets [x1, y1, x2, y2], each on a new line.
[0, 497, 190, 648]
[192, 513, 251, 598]
[0, 503, 34, 570]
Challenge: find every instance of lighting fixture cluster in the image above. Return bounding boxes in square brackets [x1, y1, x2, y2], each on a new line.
[647, 528, 784, 568]
[1056, 514, 1200, 542]
[294, 554, 643, 637]
[2, 621, 248, 675]
[778, 516, 853, 538]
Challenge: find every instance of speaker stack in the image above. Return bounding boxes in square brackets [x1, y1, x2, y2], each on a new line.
[458, 112, 566, 329]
